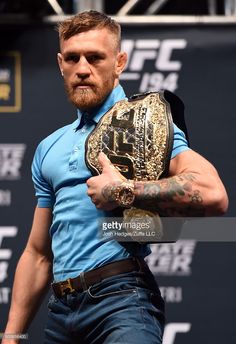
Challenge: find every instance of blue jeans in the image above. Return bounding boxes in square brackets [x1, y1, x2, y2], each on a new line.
[44, 268, 165, 343]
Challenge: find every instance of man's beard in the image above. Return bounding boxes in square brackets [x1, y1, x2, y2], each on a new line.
[65, 79, 115, 111]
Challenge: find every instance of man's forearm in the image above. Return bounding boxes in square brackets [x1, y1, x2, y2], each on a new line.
[133, 173, 205, 216]
[3, 249, 52, 342]
[88, 150, 228, 214]
[102, 172, 227, 216]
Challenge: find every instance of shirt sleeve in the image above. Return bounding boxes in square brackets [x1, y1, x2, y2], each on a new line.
[31, 142, 55, 208]
[171, 123, 190, 159]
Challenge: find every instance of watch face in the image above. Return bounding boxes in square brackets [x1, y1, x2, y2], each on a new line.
[119, 186, 135, 207]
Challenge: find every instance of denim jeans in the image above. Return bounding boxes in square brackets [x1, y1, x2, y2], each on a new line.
[44, 267, 165, 344]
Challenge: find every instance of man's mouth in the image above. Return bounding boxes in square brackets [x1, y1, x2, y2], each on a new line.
[72, 83, 93, 89]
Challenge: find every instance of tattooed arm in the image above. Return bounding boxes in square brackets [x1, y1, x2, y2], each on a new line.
[86, 151, 228, 216]
[134, 150, 228, 216]
[133, 174, 205, 216]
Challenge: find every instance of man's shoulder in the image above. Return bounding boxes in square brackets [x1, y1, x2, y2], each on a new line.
[43, 123, 72, 142]
[35, 122, 73, 157]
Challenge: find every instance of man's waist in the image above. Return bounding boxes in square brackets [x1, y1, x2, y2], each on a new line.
[52, 243, 151, 282]
[52, 257, 148, 298]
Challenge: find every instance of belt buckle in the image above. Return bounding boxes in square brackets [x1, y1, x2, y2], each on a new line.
[60, 278, 75, 296]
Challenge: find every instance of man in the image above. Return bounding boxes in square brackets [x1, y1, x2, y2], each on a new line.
[3, 10, 228, 344]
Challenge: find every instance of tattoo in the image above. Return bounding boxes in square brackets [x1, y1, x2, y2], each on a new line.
[134, 173, 206, 216]
[102, 185, 115, 202]
[190, 190, 203, 204]
[101, 182, 121, 202]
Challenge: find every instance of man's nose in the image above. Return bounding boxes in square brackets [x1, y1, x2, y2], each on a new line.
[76, 57, 90, 78]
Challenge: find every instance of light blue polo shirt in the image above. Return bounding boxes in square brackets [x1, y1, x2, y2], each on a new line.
[32, 84, 189, 282]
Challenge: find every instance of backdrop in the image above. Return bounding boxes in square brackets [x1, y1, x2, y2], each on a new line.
[0, 22, 235, 343]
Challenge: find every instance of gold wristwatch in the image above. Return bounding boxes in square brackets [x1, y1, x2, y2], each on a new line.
[113, 181, 135, 208]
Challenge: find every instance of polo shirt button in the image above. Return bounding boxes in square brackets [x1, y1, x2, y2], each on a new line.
[81, 129, 86, 133]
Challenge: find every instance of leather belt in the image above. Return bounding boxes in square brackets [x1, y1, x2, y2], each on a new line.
[52, 257, 147, 298]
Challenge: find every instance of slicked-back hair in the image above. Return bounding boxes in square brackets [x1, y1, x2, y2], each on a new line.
[57, 10, 121, 51]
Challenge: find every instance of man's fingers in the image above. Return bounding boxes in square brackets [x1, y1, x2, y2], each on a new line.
[98, 152, 114, 171]
[86, 176, 97, 187]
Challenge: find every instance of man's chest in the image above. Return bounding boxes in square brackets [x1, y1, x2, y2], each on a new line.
[42, 130, 93, 190]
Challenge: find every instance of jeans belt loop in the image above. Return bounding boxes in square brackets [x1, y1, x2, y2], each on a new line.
[80, 272, 88, 291]
[136, 257, 145, 272]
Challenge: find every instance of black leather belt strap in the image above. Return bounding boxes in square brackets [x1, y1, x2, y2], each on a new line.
[52, 257, 147, 298]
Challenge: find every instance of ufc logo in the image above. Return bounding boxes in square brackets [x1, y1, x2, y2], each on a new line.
[106, 110, 135, 178]
[122, 39, 187, 72]
[163, 323, 191, 344]
[0, 226, 18, 283]
[120, 39, 187, 92]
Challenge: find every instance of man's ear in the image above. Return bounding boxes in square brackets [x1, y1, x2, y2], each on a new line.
[115, 52, 128, 77]
[57, 53, 64, 76]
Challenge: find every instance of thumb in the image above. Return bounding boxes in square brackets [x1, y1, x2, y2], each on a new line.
[98, 152, 113, 171]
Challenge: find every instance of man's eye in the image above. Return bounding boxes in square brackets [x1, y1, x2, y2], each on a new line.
[65, 55, 79, 63]
[87, 55, 102, 63]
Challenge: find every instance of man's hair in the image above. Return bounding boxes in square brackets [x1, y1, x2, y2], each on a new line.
[57, 10, 121, 50]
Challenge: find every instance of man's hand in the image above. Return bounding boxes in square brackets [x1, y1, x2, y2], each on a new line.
[86, 152, 126, 210]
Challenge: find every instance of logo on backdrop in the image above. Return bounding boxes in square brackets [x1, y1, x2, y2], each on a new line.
[0, 144, 26, 180]
[121, 39, 187, 92]
[146, 240, 196, 276]
[159, 286, 182, 303]
[0, 226, 18, 304]
[146, 241, 194, 342]
[0, 190, 11, 207]
[0, 51, 21, 113]
[163, 323, 191, 344]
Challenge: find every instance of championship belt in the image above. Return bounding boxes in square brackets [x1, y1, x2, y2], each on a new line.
[85, 91, 174, 242]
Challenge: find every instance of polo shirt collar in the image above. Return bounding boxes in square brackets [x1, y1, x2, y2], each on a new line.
[74, 84, 126, 130]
